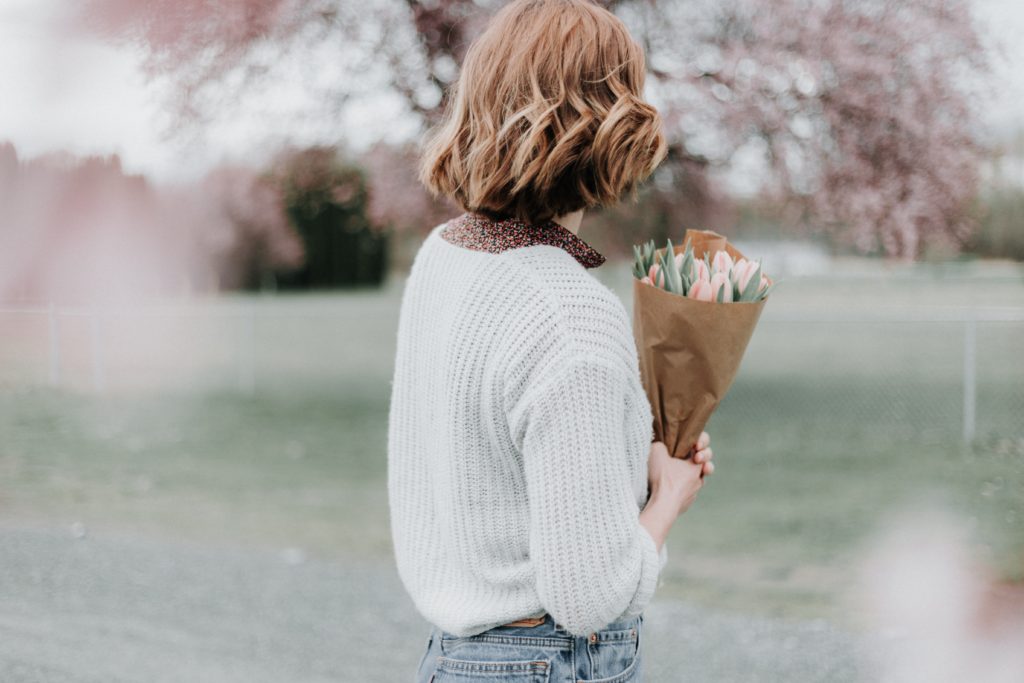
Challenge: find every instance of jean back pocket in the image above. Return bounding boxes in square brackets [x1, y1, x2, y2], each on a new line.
[432, 655, 550, 681]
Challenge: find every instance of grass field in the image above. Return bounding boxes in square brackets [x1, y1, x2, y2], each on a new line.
[3, 258, 1024, 633]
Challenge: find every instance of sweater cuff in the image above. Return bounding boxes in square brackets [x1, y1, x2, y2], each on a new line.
[619, 524, 664, 619]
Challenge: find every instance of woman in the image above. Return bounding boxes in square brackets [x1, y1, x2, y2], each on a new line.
[388, 1, 714, 680]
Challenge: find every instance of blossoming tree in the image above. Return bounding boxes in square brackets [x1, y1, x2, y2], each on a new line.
[79, 0, 991, 258]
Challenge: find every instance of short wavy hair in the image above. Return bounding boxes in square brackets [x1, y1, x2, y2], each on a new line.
[418, 0, 668, 225]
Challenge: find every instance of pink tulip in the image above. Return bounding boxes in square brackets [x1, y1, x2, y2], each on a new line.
[711, 250, 733, 275]
[730, 258, 749, 285]
[640, 276, 653, 286]
[686, 278, 713, 301]
[734, 259, 760, 293]
[690, 259, 710, 282]
[709, 271, 733, 302]
[674, 252, 684, 269]
[648, 264, 661, 287]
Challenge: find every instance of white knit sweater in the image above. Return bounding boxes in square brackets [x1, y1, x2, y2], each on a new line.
[387, 221, 667, 638]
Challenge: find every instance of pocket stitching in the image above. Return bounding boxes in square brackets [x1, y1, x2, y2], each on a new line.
[579, 651, 640, 683]
[441, 634, 572, 650]
[435, 655, 551, 676]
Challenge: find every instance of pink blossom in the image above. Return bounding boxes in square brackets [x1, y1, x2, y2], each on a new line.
[709, 272, 733, 302]
[690, 259, 710, 283]
[648, 264, 661, 287]
[640, 276, 653, 286]
[686, 278, 713, 302]
[75, 0, 990, 258]
[730, 258, 749, 285]
[711, 250, 733, 276]
[734, 260, 760, 293]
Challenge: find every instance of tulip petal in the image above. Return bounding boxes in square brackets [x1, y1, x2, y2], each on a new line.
[740, 262, 762, 301]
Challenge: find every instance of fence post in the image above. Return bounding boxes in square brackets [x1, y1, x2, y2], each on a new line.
[90, 308, 106, 394]
[48, 301, 60, 386]
[962, 315, 977, 446]
[237, 303, 256, 395]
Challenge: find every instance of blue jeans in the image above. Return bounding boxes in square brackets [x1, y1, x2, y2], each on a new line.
[413, 612, 644, 682]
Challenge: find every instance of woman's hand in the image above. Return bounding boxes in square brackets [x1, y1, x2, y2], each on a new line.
[639, 432, 713, 551]
[690, 430, 714, 477]
[646, 432, 713, 512]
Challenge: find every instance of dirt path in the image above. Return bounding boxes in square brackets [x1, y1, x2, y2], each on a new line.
[0, 528, 892, 682]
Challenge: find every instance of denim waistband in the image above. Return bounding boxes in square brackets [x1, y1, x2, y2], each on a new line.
[417, 613, 645, 682]
[436, 611, 641, 642]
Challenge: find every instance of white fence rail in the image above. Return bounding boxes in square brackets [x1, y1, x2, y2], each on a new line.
[3, 302, 261, 397]
[3, 303, 1024, 445]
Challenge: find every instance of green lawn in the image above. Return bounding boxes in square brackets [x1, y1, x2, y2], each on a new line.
[2, 259, 1023, 629]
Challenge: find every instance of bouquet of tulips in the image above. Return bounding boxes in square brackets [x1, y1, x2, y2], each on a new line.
[633, 240, 773, 303]
[631, 228, 773, 460]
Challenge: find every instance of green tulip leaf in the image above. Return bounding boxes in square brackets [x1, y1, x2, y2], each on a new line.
[740, 262, 762, 301]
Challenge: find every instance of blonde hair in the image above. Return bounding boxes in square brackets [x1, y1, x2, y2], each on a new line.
[418, 0, 668, 224]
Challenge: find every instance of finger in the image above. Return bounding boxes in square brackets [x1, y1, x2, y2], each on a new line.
[693, 447, 712, 463]
[695, 431, 710, 451]
[702, 461, 714, 477]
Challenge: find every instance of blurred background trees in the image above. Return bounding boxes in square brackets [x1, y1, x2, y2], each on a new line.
[967, 130, 1024, 260]
[0, 140, 394, 302]
[1, 0, 1008, 300]
[270, 146, 389, 290]
[78, 0, 997, 266]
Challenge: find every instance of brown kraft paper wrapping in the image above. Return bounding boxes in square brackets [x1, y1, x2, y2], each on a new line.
[632, 229, 768, 460]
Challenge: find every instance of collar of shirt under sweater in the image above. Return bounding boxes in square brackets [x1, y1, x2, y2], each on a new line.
[440, 210, 606, 269]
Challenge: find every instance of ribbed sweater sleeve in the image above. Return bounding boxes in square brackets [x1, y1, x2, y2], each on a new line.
[515, 351, 663, 636]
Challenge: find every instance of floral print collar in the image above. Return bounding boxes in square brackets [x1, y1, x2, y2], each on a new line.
[440, 210, 606, 269]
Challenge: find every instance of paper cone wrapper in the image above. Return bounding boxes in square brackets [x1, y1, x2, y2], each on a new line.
[632, 229, 768, 459]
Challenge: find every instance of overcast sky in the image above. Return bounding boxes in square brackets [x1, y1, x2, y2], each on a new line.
[2, 0, 1022, 183]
